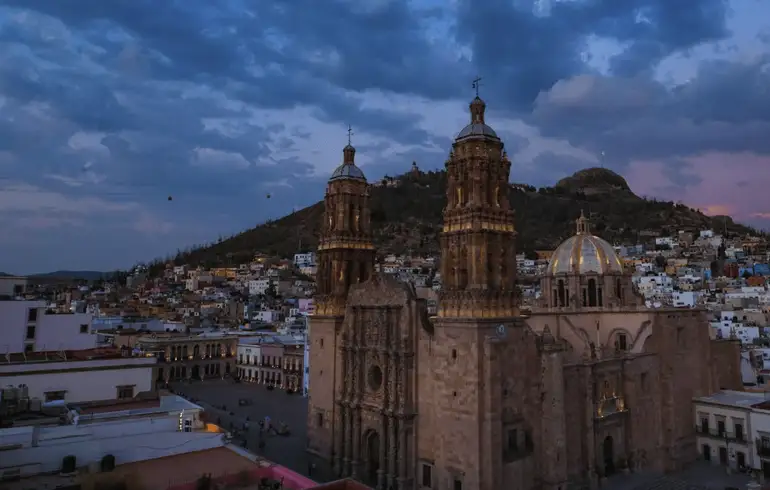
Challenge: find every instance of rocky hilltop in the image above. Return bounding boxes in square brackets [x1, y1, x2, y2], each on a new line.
[169, 168, 757, 269]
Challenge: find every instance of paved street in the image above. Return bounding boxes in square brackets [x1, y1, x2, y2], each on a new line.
[169, 379, 335, 483]
[604, 461, 753, 490]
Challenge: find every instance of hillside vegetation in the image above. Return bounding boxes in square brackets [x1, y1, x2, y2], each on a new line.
[159, 167, 758, 270]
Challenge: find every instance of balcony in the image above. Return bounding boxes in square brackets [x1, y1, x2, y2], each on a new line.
[757, 442, 770, 458]
[697, 426, 747, 443]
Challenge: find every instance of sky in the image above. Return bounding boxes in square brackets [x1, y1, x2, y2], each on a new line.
[0, 0, 769, 274]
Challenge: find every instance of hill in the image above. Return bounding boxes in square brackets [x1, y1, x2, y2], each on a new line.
[27, 270, 107, 281]
[165, 167, 759, 269]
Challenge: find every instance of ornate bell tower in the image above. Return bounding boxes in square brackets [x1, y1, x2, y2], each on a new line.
[308, 134, 375, 464]
[431, 85, 524, 490]
[438, 92, 518, 318]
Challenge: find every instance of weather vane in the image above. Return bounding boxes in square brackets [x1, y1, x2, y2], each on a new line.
[472, 76, 483, 97]
[347, 125, 354, 146]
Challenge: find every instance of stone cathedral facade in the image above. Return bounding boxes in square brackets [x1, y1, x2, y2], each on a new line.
[307, 95, 743, 490]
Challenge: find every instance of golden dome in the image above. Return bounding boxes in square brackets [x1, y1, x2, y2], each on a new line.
[547, 211, 623, 275]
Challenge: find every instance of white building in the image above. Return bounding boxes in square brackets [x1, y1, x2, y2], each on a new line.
[294, 252, 315, 268]
[0, 300, 98, 354]
[248, 278, 274, 296]
[0, 276, 29, 297]
[672, 291, 698, 308]
[0, 394, 216, 481]
[0, 349, 157, 403]
[694, 390, 770, 480]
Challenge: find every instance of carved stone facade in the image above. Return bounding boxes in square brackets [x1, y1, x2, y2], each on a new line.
[308, 142, 376, 464]
[307, 95, 742, 490]
[438, 95, 517, 319]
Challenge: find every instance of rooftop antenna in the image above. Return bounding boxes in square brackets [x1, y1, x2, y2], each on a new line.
[472, 76, 483, 97]
[600, 150, 606, 169]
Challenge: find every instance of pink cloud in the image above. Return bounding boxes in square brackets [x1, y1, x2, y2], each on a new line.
[624, 152, 770, 228]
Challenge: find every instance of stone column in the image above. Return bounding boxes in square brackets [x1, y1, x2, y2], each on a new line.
[387, 417, 398, 489]
[351, 413, 361, 478]
[335, 406, 345, 475]
[398, 423, 408, 490]
[540, 341, 568, 490]
[377, 418, 387, 489]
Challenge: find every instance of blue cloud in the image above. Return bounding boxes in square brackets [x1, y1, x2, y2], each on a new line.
[0, 0, 767, 273]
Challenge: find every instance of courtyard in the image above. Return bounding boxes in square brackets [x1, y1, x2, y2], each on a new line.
[169, 379, 335, 483]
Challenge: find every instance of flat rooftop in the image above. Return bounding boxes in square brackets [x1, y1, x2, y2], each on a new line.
[1, 347, 142, 364]
[109, 446, 259, 489]
[695, 390, 768, 407]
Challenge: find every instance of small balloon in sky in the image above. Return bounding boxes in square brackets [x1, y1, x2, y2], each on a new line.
[168, 196, 173, 201]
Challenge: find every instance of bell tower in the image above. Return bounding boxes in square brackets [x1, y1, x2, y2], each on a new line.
[431, 86, 524, 490]
[308, 135, 375, 464]
[438, 93, 518, 318]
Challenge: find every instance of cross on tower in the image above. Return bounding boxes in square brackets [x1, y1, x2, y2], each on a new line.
[347, 125, 354, 146]
[472, 76, 483, 97]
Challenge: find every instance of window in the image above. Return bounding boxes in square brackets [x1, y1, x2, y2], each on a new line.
[735, 423, 744, 441]
[316, 412, 323, 428]
[719, 446, 728, 465]
[24, 344, 33, 353]
[717, 420, 726, 437]
[506, 429, 518, 452]
[453, 479, 462, 490]
[27, 308, 37, 322]
[700, 417, 709, 434]
[421, 464, 432, 488]
[26, 326, 36, 340]
[79, 324, 89, 334]
[617, 334, 627, 351]
[319, 338, 324, 348]
[45, 391, 66, 402]
[737, 451, 746, 469]
[702, 444, 710, 461]
[117, 385, 135, 399]
[13, 284, 22, 295]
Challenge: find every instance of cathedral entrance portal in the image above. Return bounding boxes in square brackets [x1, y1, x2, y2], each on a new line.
[363, 429, 381, 485]
[603, 435, 615, 476]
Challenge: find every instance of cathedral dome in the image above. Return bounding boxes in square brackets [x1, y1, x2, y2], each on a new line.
[547, 211, 623, 275]
[456, 96, 500, 141]
[329, 144, 367, 182]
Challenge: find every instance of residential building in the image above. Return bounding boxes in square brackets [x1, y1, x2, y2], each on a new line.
[0, 348, 157, 404]
[0, 276, 29, 297]
[694, 390, 770, 481]
[0, 300, 97, 354]
[135, 335, 237, 384]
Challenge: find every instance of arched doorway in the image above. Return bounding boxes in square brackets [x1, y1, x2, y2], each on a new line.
[603, 435, 615, 476]
[191, 365, 201, 380]
[364, 430, 380, 485]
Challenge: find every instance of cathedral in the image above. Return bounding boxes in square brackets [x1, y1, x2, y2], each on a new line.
[306, 93, 742, 490]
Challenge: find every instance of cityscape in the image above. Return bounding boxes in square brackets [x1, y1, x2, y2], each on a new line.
[2, 2, 770, 490]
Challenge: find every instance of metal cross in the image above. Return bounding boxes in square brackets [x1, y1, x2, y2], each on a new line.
[347, 125, 354, 145]
[472, 76, 483, 97]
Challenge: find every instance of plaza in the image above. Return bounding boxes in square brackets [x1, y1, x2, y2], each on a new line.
[169, 379, 335, 483]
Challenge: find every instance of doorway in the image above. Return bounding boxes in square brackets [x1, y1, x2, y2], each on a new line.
[192, 364, 201, 380]
[603, 436, 615, 476]
[364, 430, 381, 485]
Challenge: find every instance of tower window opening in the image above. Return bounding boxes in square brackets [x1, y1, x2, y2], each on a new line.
[616, 278, 622, 299]
[587, 279, 598, 307]
[597, 287, 603, 307]
[557, 280, 566, 307]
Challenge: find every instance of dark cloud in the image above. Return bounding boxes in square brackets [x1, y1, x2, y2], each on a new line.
[531, 54, 770, 162]
[0, 0, 765, 271]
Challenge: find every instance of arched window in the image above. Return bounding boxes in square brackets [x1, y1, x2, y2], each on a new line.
[616, 278, 622, 299]
[587, 279, 598, 307]
[557, 280, 566, 307]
